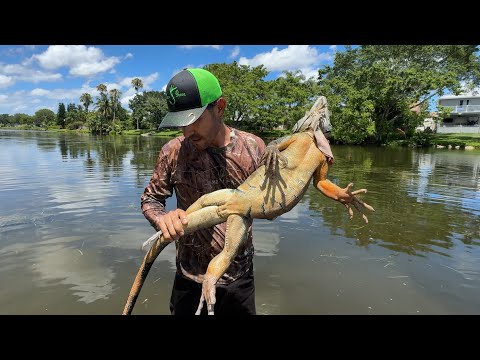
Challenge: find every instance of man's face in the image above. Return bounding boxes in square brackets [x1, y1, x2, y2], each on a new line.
[181, 102, 222, 150]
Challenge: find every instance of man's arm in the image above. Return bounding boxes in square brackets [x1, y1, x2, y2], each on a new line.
[141, 149, 188, 240]
[141, 149, 172, 229]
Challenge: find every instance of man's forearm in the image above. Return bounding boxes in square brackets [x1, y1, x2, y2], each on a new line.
[141, 198, 167, 231]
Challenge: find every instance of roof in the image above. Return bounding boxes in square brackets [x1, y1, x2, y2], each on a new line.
[439, 92, 480, 100]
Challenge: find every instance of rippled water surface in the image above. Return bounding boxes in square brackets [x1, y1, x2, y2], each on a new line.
[1, 130, 479, 314]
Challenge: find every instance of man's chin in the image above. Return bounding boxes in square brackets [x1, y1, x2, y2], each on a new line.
[191, 141, 207, 151]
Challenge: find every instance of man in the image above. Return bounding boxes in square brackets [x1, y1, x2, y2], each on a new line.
[141, 68, 266, 315]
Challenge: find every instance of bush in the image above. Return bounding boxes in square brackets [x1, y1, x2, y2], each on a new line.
[411, 131, 432, 147]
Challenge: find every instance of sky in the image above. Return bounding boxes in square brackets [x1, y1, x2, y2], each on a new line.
[0, 45, 342, 116]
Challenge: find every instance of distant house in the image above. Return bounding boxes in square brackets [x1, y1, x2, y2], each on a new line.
[438, 93, 480, 126]
[436, 93, 480, 134]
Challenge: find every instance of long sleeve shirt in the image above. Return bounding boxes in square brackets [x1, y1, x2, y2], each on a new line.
[141, 127, 266, 284]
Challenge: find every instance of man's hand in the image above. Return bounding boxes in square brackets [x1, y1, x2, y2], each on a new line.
[153, 209, 188, 241]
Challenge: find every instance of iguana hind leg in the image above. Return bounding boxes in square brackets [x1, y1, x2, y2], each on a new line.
[188, 188, 250, 219]
[186, 189, 236, 214]
[195, 214, 249, 315]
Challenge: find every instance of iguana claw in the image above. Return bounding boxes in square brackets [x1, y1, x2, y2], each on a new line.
[261, 145, 288, 177]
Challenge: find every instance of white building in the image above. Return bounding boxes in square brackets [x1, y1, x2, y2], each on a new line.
[437, 93, 480, 133]
[438, 93, 480, 126]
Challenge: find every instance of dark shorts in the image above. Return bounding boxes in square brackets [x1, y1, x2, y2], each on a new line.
[170, 264, 256, 315]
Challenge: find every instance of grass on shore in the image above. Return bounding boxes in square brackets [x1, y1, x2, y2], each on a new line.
[430, 133, 480, 148]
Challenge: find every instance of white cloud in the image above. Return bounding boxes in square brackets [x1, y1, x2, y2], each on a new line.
[2, 45, 37, 57]
[179, 45, 222, 50]
[0, 72, 162, 115]
[329, 45, 337, 51]
[33, 45, 121, 77]
[229, 46, 240, 59]
[1, 86, 99, 115]
[70, 57, 120, 77]
[125, 53, 133, 59]
[121, 94, 136, 108]
[238, 45, 333, 79]
[117, 73, 160, 107]
[12, 104, 28, 112]
[298, 67, 320, 80]
[0, 64, 62, 84]
[118, 72, 159, 89]
[30, 88, 50, 96]
[0, 74, 14, 88]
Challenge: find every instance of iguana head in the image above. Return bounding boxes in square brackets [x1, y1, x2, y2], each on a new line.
[292, 96, 332, 135]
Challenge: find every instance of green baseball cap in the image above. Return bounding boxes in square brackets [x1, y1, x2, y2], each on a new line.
[159, 68, 222, 128]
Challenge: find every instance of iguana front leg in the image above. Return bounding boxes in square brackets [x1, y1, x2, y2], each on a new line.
[260, 135, 295, 176]
[195, 214, 249, 315]
[313, 160, 375, 223]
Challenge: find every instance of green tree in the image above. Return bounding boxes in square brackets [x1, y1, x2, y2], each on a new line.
[317, 45, 480, 144]
[129, 90, 169, 130]
[34, 108, 56, 128]
[271, 70, 321, 129]
[12, 113, 34, 127]
[80, 93, 93, 113]
[56, 103, 66, 128]
[64, 103, 85, 129]
[96, 83, 107, 95]
[0, 114, 10, 127]
[109, 88, 121, 124]
[204, 62, 270, 130]
[96, 93, 111, 122]
[95, 84, 111, 133]
[131, 78, 144, 130]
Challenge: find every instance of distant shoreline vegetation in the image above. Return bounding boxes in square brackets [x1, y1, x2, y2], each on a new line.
[1, 125, 479, 149]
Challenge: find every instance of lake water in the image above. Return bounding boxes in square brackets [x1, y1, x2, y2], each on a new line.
[1, 130, 479, 314]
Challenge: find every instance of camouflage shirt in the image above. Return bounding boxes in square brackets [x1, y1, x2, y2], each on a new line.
[141, 128, 266, 285]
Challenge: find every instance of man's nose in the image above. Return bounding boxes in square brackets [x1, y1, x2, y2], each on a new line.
[182, 124, 194, 138]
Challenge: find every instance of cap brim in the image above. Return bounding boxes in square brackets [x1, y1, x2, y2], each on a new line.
[159, 105, 208, 128]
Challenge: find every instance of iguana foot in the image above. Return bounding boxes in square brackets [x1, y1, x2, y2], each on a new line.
[260, 145, 288, 177]
[340, 183, 375, 223]
[217, 201, 249, 218]
[195, 277, 216, 315]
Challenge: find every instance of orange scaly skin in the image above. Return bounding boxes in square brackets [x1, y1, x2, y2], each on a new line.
[123, 121, 374, 316]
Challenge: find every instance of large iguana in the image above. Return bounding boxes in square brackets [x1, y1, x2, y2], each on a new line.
[122, 96, 374, 315]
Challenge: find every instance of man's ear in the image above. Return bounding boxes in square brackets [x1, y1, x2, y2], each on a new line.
[216, 97, 226, 115]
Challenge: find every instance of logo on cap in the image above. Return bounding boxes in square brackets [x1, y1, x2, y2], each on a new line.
[167, 85, 187, 105]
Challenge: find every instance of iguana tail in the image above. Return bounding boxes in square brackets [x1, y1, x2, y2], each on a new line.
[122, 205, 225, 315]
[122, 238, 171, 315]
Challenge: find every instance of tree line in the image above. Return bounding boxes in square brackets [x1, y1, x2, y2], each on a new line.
[1, 45, 478, 145]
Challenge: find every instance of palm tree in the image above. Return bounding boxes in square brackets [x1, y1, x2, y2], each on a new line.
[95, 84, 110, 131]
[109, 89, 121, 124]
[96, 94, 111, 122]
[80, 93, 93, 113]
[96, 83, 107, 95]
[131, 78, 143, 130]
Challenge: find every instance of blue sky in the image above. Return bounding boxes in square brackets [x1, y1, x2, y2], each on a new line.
[0, 45, 343, 116]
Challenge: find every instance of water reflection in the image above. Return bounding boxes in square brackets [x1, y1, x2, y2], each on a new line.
[0, 130, 479, 314]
